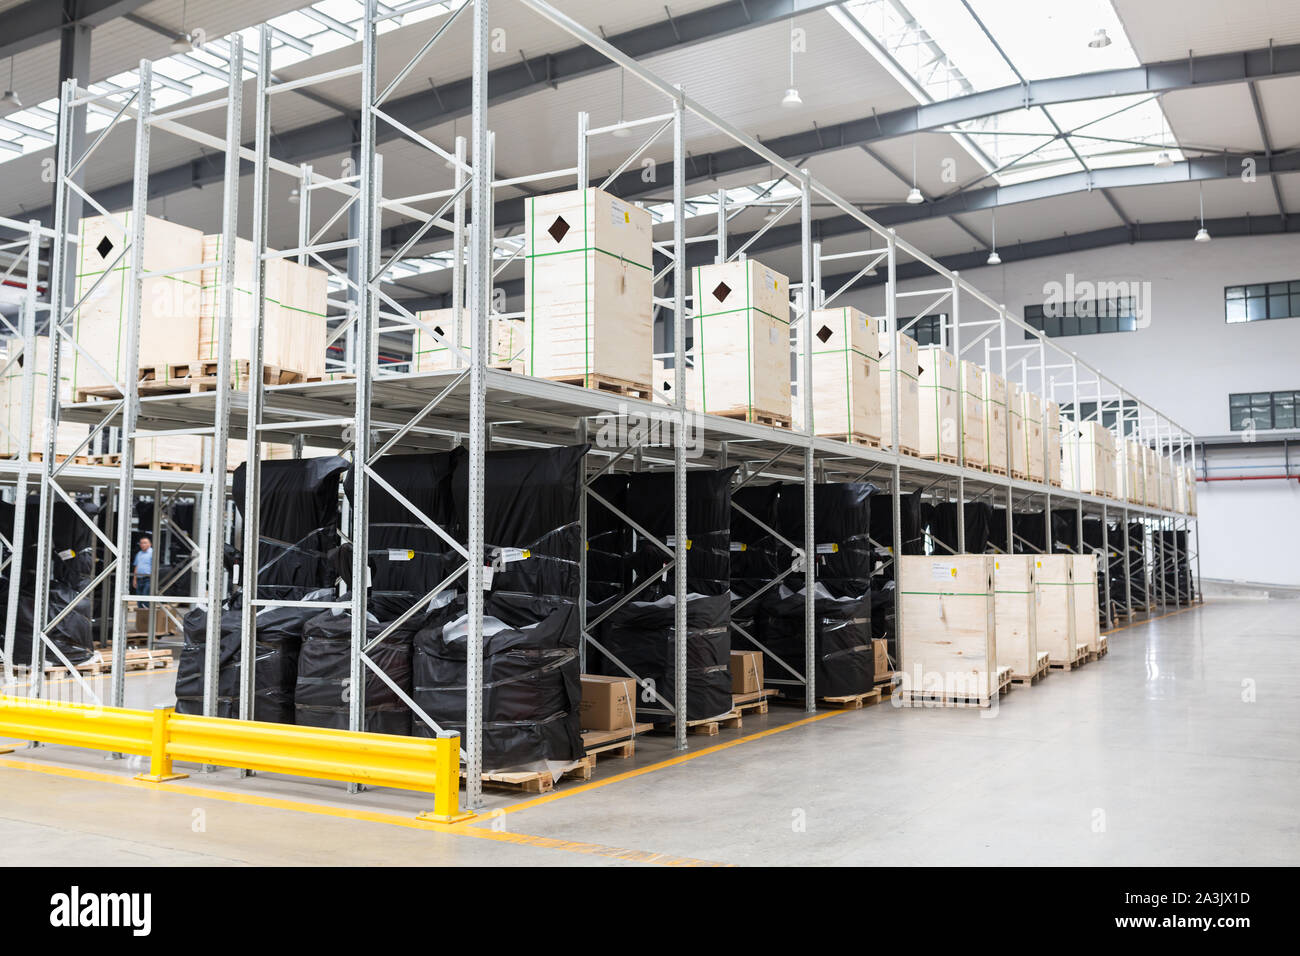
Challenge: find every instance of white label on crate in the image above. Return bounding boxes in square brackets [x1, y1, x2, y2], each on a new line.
[994, 560, 1001, 574]
[57, 549, 75, 561]
[763, 269, 777, 291]
[497, 547, 531, 564]
[729, 542, 748, 552]
[388, 549, 414, 561]
[769, 327, 779, 345]
[858, 314, 868, 333]
[931, 562, 956, 581]
[610, 200, 630, 226]
[815, 543, 839, 555]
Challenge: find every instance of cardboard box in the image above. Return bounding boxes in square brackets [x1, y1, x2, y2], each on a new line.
[872, 638, 889, 679]
[729, 650, 764, 694]
[579, 674, 636, 732]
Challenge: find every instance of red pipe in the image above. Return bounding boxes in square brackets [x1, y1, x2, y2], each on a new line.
[1197, 474, 1299, 482]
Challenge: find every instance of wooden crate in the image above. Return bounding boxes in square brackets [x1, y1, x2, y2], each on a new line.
[1158, 455, 1174, 511]
[1009, 382, 1027, 477]
[794, 306, 880, 443]
[1117, 439, 1143, 504]
[1034, 555, 1079, 667]
[879, 331, 920, 454]
[1062, 420, 1113, 496]
[1142, 445, 1158, 507]
[1020, 390, 1045, 482]
[524, 187, 653, 392]
[692, 258, 791, 424]
[983, 372, 1009, 473]
[993, 556, 1038, 681]
[197, 237, 328, 384]
[1045, 400, 1062, 485]
[959, 360, 986, 468]
[1071, 554, 1101, 654]
[898, 555, 999, 701]
[0, 336, 88, 458]
[412, 308, 527, 373]
[917, 346, 958, 461]
[72, 213, 203, 393]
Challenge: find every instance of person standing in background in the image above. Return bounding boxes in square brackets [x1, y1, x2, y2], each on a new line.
[132, 535, 153, 596]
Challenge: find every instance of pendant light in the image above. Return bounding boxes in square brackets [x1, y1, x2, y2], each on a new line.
[1088, 29, 1112, 48]
[987, 207, 1001, 265]
[781, 19, 802, 108]
[1194, 183, 1210, 242]
[906, 134, 923, 204]
[2, 58, 20, 109]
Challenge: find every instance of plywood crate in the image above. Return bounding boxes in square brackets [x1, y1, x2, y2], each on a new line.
[0, 336, 87, 458]
[898, 555, 998, 700]
[1062, 420, 1111, 496]
[1044, 400, 1062, 485]
[993, 555, 1038, 680]
[524, 187, 653, 394]
[983, 372, 1009, 473]
[72, 213, 203, 394]
[879, 332, 920, 454]
[1071, 554, 1101, 654]
[412, 308, 527, 373]
[1118, 439, 1144, 504]
[1033, 555, 1078, 666]
[692, 258, 791, 425]
[196, 237, 328, 386]
[1009, 382, 1027, 478]
[917, 346, 958, 461]
[1159, 455, 1174, 511]
[1185, 464, 1198, 515]
[958, 360, 986, 468]
[1020, 390, 1045, 482]
[1142, 445, 1159, 507]
[793, 306, 880, 444]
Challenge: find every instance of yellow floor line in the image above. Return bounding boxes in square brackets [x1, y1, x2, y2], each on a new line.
[0, 754, 728, 866]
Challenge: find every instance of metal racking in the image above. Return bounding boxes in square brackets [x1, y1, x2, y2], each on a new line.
[22, 0, 1198, 812]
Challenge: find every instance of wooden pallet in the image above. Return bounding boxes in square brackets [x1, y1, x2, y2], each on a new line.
[1049, 479, 1063, 488]
[1087, 635, 1109, 662]
[15, 647, 173, 679]
[874, 671, 898, 698]
[986, 465, 1008, 476]
[895, 446, 922, 458]
[654, 709, 743, 737]
[1011, 470, 1030, 481]
[732, 689, 776, 716]
[1012, 651, 1051, 685]
[581, 722, 653, 762]
[0, 452, 92, 464]
[74, 377, 197, 403]
[474, 754, 596, 795]
[167, 361, 309, 392]
[821, 433, 882, 449]
[711, 407, 793, 430]
[819, 687, 883, 710]
[91, 455, 202, 473]
[1049, 644, 1090, 671]
[546, 373, 650, 400]
[897, 666, 1013, 709]
[924, 453, 959, 465]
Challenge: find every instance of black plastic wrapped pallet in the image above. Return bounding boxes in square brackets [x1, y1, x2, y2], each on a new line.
[621, 468, 736, 597]
[232, 456, 349, 598]
[926, 501, 993, 555]
[868, 487, 925, 566]
[586, 472, 631, 603]
[295, 609, 420, 736]
[413, 592, 583, 767]
[774, 482, 874, 596]
[589, 592, 732, 722]
[728, 483, 782, 634]
[1155, 529, 1193, 600]
[0, 497, 98, 667]
[174, 589, 332, 722]
[1126, 522, 1148, 603]
[346, 450, 463, 621]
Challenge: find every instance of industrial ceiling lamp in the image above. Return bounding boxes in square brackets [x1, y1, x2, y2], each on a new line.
[781, 19, 802, 108]
[1153, 108, 1173, 166]
[906, 134, 923, 204]
[171, 1, 194, 53]
[612, 70, 630, 136]
[1088, 28, 1112, 48]
[1194, 184, 1211, 242]
[2, 58, 21, 110]
[987, 208, 1001, 265]
[288, 187, 300, 205]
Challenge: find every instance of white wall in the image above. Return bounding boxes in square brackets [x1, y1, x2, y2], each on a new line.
[837, 233, 1300, 584]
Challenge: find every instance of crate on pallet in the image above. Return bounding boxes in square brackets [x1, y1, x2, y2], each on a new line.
[0, 335, 88, 459]
[898, 554, 1000, 701]
[792, 306, 880, 444]
[72, 214, 204, 395]
[524, 187, 653, 395]
[411, 308, 527, 373]
[959, 360, 986, 468]
[1045, 400, 1062, 485]
[983, 371, 1009, 474]
[917, 346, 958, 461]
[1009, 382, 1027, 478]
[1072, 554, 1101, 655]
[1180, 463, 1197, 515]
[1020, 390, 1045, 482]
[1142, 445, 1158, 507]
[879, 330, 920, 454]
[196, 236, 328, 387]
[692, 257, 792, 426]
[993, 555, 1039, 681]
[1034, 555, 1082, 668]
[1062, 420, 1114, 496]
[1158, 454, 1174, 511]
[1117, 438, 1144, 504]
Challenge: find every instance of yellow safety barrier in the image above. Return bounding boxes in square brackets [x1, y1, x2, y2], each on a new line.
[0, 696, 472, 824]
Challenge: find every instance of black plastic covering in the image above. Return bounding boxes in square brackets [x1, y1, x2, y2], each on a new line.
[1156, 529, 1194, 603]
[0, 497, 98, 666]
[587, 468, 736, 723]
[231, 456, 349, 600]
[295, 609, 418, 735]
[412, 445, 587, 767]
[925, 501, 993, 555]
[728, 483, 782, 635]
[175, 588, 334, 722]
[734, 482, 875, 700]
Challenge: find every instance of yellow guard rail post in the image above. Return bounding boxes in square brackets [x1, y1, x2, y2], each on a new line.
[0, 696, 472, 823]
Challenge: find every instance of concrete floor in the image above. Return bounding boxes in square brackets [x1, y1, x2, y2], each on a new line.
[0, 598, 1296, 866]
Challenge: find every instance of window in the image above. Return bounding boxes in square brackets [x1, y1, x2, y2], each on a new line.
[1024, 297, 1138, 339]
[901, 313, 948, 347]
[1060, 399, 1139, 437]
[1230, 390, 1300, 431]
[1225, 281, 1300, 323]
